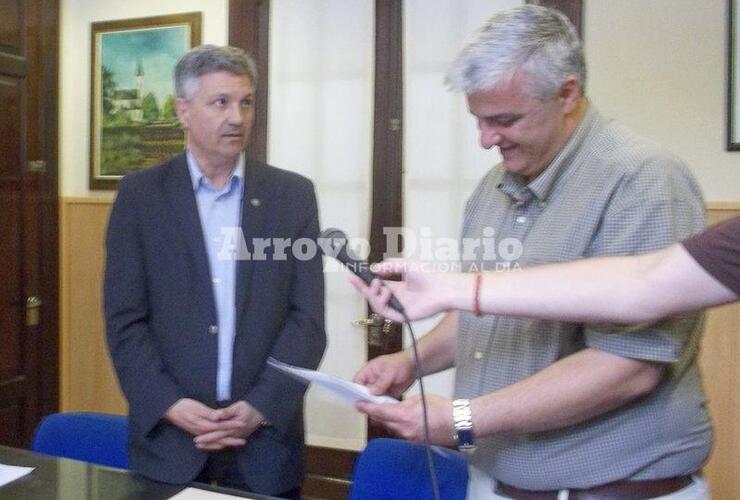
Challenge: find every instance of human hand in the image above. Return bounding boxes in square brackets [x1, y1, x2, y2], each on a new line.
[163, 398, 245, 437]
[348, 260, 468, 322]
[193, 401, 266, 451]
[356, 394, 455, 446]
[353, 351, 417, 398]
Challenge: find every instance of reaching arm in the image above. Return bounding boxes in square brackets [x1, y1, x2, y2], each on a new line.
[472, 243, 735, 323]
[353, 243, 737, 325]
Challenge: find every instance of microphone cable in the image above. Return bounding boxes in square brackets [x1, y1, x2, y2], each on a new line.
[316, 228, 441, 500]
[394, 304, 441, 500]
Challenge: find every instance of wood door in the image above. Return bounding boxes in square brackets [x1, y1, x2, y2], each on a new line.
[0, 0, 59, 448]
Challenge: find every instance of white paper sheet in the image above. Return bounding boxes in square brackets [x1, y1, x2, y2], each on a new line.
[267, 358, 399, 406]
[169, 487, 256, 499]
[0, 463, 34, 488]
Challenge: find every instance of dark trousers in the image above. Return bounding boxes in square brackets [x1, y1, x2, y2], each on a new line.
[194, 448, 301, 499]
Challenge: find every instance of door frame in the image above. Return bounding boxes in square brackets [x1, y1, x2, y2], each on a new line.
[37, 0, 61, 426]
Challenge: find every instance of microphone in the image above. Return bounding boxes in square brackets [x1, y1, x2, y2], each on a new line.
[318, 228, 405, 313]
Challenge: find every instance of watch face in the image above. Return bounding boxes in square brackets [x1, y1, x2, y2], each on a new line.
[455, 428, 476, 454]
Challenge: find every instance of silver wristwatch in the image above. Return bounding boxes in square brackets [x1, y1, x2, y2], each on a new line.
[452, 398, 476, 454]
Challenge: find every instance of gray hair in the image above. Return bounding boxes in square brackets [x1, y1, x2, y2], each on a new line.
[175, 44, 258, 100]
[445, 5, 586, 99]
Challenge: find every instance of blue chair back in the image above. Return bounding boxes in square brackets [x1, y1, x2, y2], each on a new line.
[350, 438, 468, 500]
[32, 412, 128, 469]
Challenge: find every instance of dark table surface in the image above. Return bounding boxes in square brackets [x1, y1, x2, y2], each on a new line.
[0, 445, 278, 499]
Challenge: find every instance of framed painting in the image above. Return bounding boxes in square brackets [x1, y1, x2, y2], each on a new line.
[730, 0, 739, 150]
[89, 13, 201, 189]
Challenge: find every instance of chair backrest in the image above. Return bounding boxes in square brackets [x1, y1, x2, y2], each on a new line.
[349, 438, 468, 500]
[32, 412, 128, 469]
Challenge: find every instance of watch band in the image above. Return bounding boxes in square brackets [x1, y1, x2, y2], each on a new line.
[452, 398, 476, 454]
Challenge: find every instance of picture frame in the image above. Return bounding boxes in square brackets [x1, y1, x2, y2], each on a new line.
[89, 13, 202, 190]
[729, 0, 740, 150]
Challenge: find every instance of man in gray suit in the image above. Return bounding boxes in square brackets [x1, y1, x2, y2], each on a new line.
[104, 45, 325, 498]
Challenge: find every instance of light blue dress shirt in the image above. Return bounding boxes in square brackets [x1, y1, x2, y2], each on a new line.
[187, 150, 245, 401]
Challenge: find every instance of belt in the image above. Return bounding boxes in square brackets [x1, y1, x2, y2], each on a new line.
[495, 476, 693, 500]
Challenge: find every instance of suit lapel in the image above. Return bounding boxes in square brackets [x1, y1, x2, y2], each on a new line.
[163, 155, 216, 317]
[235, 158, 269, 329]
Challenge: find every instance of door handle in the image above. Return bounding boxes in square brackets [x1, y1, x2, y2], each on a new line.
[351, 314, 384, 328]
[26, 296, 42, 327]
[352, 313, 392, 347]
[27, 160, 47, 173]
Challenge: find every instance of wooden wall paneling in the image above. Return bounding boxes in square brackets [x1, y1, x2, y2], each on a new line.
[60, 198, 125, 414]
[701, 301, 739, 498]
[699, 206, 740, 499]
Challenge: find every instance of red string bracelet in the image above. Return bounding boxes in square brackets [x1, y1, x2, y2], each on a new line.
[473, 272, 483, 317]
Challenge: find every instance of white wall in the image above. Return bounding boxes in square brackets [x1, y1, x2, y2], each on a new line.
[59, 0, 229, 197]
[585, 0, 740, 202]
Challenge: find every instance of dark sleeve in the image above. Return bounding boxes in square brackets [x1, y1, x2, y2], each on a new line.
[682, 216, 740, 296]
[104, 176, 183, 437]
[242, 182, 326, 437]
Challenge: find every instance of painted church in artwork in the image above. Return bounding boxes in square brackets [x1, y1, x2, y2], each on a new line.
[110, 59, 144, 122]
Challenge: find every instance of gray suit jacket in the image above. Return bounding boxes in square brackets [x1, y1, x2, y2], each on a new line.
[104, 153, 326, 494]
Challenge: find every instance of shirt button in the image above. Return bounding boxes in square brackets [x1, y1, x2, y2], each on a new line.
[209, 325, 219, 335]
[515, 216, 528, 224]
[212, 278, 221, 284]
[473, 351, 484, 360]
[538, 201, 547, 209]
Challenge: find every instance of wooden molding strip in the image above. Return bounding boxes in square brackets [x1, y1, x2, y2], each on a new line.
[60, 197, 740, 210]
[706, 201, 740, 211]
[61, 196, 114, 205]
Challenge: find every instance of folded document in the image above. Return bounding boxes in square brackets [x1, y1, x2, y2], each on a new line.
[0, 464, 34, 488]
[267, 358, 398, 406]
